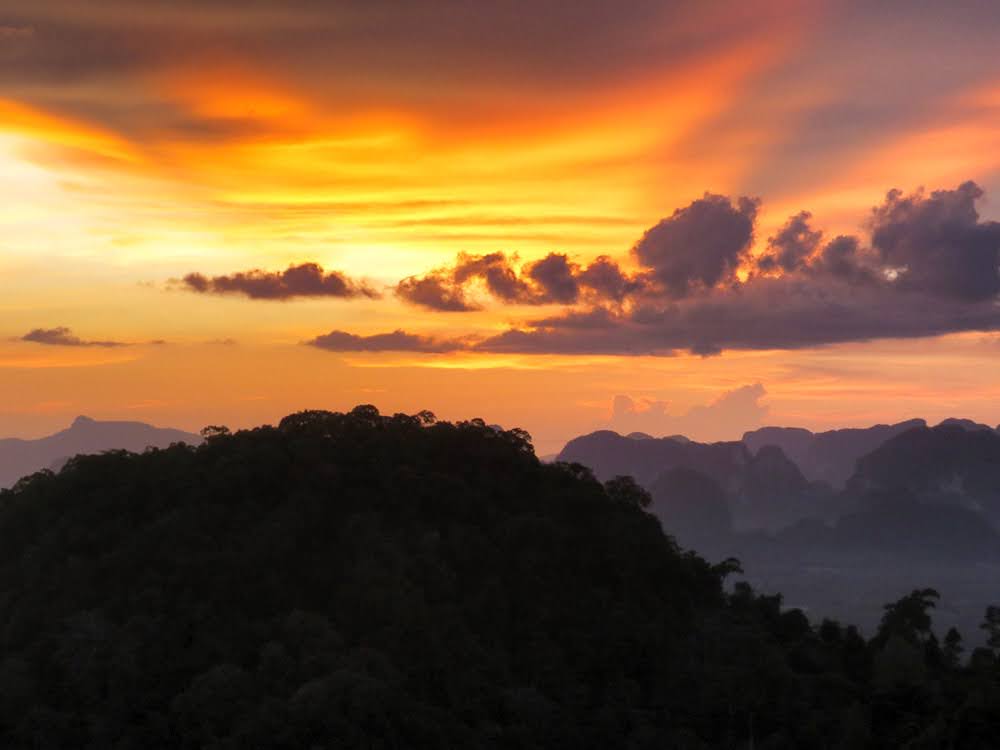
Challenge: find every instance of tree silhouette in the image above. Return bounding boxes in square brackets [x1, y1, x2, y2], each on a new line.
[603, 474, 652, 508]
[875, 588, 941, 647]
[943, 627, 964, 668]
[981, 605, 1000, 652]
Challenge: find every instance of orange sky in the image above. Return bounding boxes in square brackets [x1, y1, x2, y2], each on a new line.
[2, 1, 1000, 452]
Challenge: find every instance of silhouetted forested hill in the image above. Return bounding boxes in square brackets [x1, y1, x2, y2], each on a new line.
[4, 406, 1000, 747]
[0, 416, 200, 489]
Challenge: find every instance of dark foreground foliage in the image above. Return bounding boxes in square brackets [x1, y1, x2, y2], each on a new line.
[1, 406, 999, 748]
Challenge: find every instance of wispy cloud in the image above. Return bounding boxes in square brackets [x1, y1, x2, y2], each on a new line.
[306, 329, 468, 354]
[179, 263, 379, 301]
[21, 327, 129, 348]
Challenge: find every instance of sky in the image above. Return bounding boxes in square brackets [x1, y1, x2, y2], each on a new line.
[2, 0, 1000, 454]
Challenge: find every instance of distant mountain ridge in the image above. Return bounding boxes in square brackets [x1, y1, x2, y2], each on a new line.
[557, 430, 749, 490]
[0, 416, 201, 489]
[742, 419, 929, 488]
[558, 416, 1000, 633]
[849, 423, 1000, 522]
[558, 417, 1000, 644]
[557, 429, 826, 531]
[558, 416, 1000, 534]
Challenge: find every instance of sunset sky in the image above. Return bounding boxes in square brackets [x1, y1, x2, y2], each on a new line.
[2, 0, 1000, 453]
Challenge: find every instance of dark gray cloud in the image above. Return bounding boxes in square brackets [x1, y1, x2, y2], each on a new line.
[395, 251, 641, 311]
[870, 181, 1000, 301]
[808, 235, 876, 284]
[525, 253, 579, 304]
[21, 327, 128, 348]
[306, 329, 466, 354]
[395, 274, 477, 312]
[632, 193, 759, 297]
[577, 255, 646, 302]
[453, 253, 533, 302]
[395, 252, 533, 311]
[753, 212, 878, 283]
[348, 181, 1000, 356]
[287, 183, 1000, 356]
[757, 211, 823, 273]
[180, 263, 379, 300]
[474, 275, 1000, 356]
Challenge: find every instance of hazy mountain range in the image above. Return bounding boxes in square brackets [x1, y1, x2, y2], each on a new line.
[0, 416, 200, 489]
[558, 416, 1000, 539]
[558, 417, 1000, 640]
[742, 419, 929, 488]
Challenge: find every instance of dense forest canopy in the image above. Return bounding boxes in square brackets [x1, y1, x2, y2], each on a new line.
[1, 406, 999, 748]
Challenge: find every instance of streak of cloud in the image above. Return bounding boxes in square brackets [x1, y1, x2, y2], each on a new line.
[20, 327, 129, 348]
[306, 329, 467, 354]
[180, 263, 379, 300]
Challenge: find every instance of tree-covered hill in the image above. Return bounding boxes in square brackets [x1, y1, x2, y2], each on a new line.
[1, 406, 999, 748]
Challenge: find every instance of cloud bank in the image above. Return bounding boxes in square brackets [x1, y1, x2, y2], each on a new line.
[319, 181, 1000, 356]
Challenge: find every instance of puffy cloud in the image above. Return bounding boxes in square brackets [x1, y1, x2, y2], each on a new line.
[453, 253, 533, 302]
[180, 263, 379, 300]
[757, 211, 822, 273]
[578, 255, 646, 302]
[395, 274, 477, 312]
[632, 193, 759, 297]
[870, 181, 1000, 301]
[396, 251, 640, 311]
[21, 327, 128, 347]
[525, 253, 579, 304]
[809, 235, 875, 283]
[329, 181, 1000, 357]
[476, 182, 1000, 355]
[610, 384, 769, 440]
[306, 329, 466, 353]
[396, 253, 527, 311]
